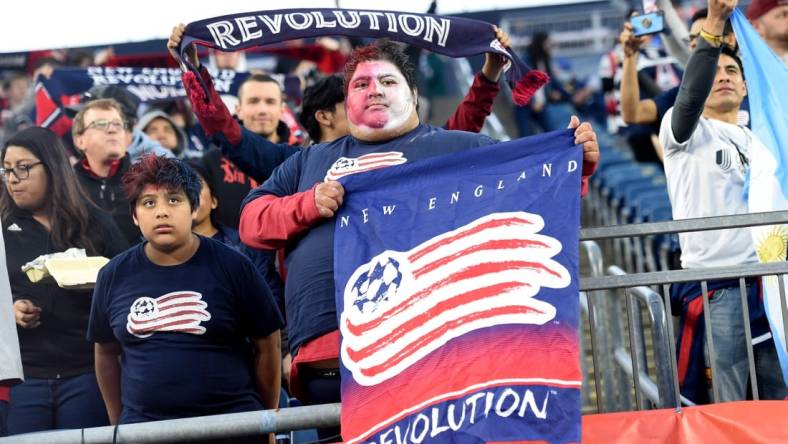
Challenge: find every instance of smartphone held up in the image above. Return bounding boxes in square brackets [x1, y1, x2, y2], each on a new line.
[630, 11, 665, 36]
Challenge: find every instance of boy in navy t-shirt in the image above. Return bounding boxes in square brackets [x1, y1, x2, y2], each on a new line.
[87, 155, 283, 427]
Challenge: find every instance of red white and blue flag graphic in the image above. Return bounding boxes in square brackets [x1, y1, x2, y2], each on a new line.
[325, 152, 407, 182]
[126, 291, 211, 338]
[334, 130, 583, 443]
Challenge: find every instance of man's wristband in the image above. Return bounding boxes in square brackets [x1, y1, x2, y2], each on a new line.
[699, 28, 724, 47]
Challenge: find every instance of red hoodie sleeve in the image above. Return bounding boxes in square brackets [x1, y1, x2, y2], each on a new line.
[239, 186, 324, 251]
[444, 73, 500, 133]
[580, 158, 597, 197]
[181, 66, 242, 145]
[446, 72, 595, 197]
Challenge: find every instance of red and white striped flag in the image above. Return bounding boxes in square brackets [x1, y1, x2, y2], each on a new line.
[325, 152, 407, 181]
[340, 211, 570, 386]
[126, 291, 211, 338]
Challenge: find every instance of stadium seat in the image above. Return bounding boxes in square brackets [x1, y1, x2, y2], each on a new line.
[543, 103, 576, 131]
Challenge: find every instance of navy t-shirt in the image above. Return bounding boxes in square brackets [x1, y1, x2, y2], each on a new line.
[87, 236, 284, 423]
[242, 124, 495, 356]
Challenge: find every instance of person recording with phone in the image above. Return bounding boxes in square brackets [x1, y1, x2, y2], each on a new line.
[598, 7, 681, 164]
[620, 8, 743, 143]
[630, 10, 666, 38]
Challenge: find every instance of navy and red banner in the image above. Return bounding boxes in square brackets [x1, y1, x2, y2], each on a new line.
[334, 130, 583, 443]
[34, 67, 301, 136]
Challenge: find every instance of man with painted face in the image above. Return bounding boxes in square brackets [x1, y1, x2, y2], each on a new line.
[234, 39, 600, 425]
[168, 24, 522, 181]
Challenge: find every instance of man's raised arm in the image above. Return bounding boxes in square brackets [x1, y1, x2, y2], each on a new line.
[619, 20, 660, 125]
[167, 24, 298, 182]
[670, 0, 735, 143]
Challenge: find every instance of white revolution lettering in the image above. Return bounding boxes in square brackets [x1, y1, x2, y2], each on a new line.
[204, 11, 452, 49]
[366, 389, 551, 444]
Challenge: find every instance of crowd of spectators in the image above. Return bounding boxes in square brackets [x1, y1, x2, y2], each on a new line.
[0, 0, 786, 440]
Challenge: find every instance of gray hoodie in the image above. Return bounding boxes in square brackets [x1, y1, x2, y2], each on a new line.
[134, 110, 190, 159]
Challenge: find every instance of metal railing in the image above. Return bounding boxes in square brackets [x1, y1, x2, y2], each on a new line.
[579, 210, 788, 412]
[4, 211, 787, 443]
[0, 404, 341, 444]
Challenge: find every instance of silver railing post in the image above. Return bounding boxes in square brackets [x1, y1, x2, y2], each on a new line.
[581, 241, 617, 412]
[739, 277, 759, 400]
[779, 276, 788, 355]
[700, 280, 721, 403]
[607, 266, 676, 408]
[0, 404, 341, 444]
[661, 283, 683, 411]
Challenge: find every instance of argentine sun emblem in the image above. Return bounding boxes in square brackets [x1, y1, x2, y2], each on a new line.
[756, 225, 788, 263]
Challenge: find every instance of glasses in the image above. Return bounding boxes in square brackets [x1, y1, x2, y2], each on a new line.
[0, 162, 43, 182]
[83, 119, 127, 133]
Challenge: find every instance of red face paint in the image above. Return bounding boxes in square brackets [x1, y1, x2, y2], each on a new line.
[346, 60, 416, 133]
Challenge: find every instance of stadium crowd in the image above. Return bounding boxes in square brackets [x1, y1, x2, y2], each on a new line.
[0, 0, 786, 441]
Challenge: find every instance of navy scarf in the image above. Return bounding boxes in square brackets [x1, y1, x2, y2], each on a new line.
[179, 8, 547, 106]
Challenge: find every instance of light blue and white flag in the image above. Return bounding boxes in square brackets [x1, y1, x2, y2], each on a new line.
[732, 9, 788, 383]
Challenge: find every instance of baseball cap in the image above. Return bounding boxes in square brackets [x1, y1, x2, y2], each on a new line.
[747, 0, 788, 20]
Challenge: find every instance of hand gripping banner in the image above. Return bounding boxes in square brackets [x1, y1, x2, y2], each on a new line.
[334, 130, 583, 443]
[178, 8, 548, 107]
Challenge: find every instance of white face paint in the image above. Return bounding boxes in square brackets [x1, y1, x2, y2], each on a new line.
[345, 60, 417, 139]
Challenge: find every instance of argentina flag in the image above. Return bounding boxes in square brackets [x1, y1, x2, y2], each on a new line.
[334, 130, 582, 443]
[732, 9, 788, 383]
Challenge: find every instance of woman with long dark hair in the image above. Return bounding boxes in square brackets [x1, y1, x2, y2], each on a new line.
[1, 127, 127, 434]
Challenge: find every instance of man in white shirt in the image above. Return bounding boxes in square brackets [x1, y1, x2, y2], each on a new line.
[660, 0, 786, 403]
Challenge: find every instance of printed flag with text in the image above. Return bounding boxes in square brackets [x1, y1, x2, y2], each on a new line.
[334, 130, 582, 443]
[732, 9, 788, 383]
[34, 67, 300, 136]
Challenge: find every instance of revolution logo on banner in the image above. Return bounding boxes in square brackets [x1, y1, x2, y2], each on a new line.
[334, 130, 583, 443]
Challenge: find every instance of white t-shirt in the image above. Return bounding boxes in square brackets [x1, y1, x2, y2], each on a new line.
[659, 108, 758, 269]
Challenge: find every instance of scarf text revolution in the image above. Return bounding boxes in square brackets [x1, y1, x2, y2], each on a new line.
[207, 11, 451, 50]
[181, 8, 548, 106]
